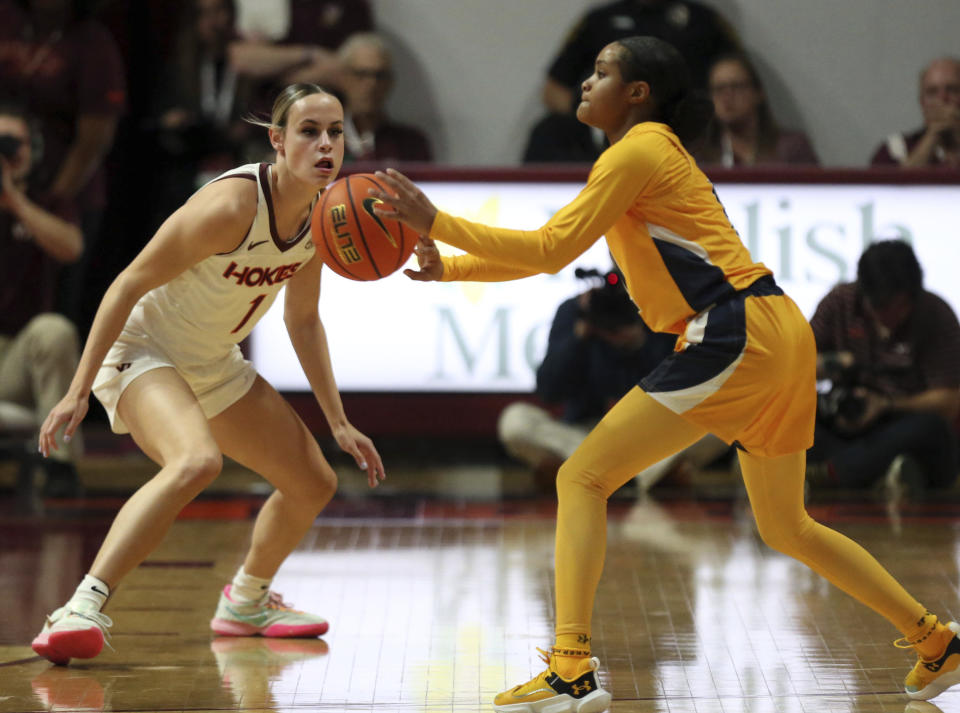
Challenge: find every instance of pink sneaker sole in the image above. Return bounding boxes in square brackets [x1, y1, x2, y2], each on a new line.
[209, 618, 329, 638]
[32, 628, 104, 665]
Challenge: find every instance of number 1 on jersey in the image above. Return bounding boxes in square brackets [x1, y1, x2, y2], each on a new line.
[231, 294, 266, 334]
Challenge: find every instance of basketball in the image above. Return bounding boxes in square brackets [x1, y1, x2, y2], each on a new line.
[311, 173, 418, 281]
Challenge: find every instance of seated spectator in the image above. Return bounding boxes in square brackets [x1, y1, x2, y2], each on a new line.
[523, 0, 740, 163]
[336, 33, 432, 163]
[148, 0, 259, 226]
[544, 0, 740, 113]
[229, 0, 374, 109]
[0, 0, 126, 333]
[525, 0, 739, 162]
[807, 240, 960, 499]
[498, 268, 729, 492]
[696, 52, 819, 167]
[0, 103, 84, 496]
[871, 56, 960, 168]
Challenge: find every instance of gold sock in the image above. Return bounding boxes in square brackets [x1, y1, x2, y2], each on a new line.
[553, 634, 590, 679]
[905, 612, 953, 660]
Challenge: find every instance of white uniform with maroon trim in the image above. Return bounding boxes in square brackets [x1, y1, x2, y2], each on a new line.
[93, 163, 317, 433]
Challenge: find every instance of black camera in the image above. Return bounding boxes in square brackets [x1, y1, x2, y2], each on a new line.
[574, 267, 641, 331]
[0, 133, 24, 190]
[817, 359, 867, 427]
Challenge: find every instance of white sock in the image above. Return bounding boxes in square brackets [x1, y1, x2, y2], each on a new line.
[68, 574, 110, 613]
[230, 567, 271, 604]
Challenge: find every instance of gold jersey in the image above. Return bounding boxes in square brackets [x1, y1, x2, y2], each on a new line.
[436, 122, 771, 334]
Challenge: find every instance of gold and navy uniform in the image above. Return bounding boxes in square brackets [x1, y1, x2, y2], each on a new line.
[435, 122, 815, 456]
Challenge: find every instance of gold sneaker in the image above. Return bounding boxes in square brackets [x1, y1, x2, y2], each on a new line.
[897, 620, 960, 699]
[493, 647, 611, 712]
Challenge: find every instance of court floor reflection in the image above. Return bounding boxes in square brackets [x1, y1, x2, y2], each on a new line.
[1, 491, 959, 712]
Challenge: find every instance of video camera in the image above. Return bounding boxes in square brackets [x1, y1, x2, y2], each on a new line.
[817, 361, 867, 427]
[817, 356, 905, 429]
[574, 267, 641, 331]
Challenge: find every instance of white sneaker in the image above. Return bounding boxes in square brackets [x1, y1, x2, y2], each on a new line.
[210, 585, 329, 637]
[31, 606, 113, 665]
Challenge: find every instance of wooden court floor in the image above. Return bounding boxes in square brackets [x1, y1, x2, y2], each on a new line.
[2, 477, 960, 713]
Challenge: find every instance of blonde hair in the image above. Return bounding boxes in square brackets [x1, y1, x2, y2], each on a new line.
[245, 83, 334, 130]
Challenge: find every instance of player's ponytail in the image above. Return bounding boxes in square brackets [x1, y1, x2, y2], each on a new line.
[616, 36, 713, 148]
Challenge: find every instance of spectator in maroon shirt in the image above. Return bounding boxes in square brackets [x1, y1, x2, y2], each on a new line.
[0, 0, 126, 332]
[229, 0, 374, 125]
[871, 56, 960, 168]
[696, 52, 819, 167]
[0, 0, 125, 210]
[0, 103, 83, 496]
[336, 33, 433, 163]
[148, 0, 260, 229]
[807, 240, 960, 498]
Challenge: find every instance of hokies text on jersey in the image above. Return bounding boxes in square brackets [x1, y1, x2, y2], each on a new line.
[222, 261, 303, 287]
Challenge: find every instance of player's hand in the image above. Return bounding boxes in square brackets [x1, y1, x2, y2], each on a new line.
[835, 387, 887, 435]
[403, 236, 444, 281]
[332, 423, 386, 488]
[925, 101, 960, 136]
[39, 391, 88, 458]
[370, 168, 438, 235]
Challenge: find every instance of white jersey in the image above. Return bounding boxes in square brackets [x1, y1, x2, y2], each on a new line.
[123, 163, 317, 366]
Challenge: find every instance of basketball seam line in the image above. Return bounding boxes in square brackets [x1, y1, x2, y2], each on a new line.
[346, 177, 383, 279]
[319, 183, 362, 280]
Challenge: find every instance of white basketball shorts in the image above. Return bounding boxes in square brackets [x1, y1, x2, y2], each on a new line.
[92, 330, 257, 434]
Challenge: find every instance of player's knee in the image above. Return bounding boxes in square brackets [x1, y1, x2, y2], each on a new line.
[298, 465, 338, 509]
[22, 313, 79, 361]
[754, 515, 806, 556]
[556, 459, 601, 500]
[170, 451, 223, 493]
[556, 447, 624, 502]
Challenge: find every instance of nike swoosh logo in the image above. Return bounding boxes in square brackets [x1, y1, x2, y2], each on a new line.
[361, 198, 397, 248]
[248, 240, 269, 250]
[225, 605, 270, 625]
[91, 585, 109, 596]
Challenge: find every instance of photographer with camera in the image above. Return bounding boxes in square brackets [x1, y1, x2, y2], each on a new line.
[499, 267, 727, 491]
[0, 103, 84, 496]
[807, 240, 960, 498]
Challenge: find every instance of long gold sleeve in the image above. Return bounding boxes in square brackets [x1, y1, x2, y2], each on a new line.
[439, 253, 539, 282]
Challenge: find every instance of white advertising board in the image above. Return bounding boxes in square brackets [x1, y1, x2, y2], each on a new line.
[250, 181, 960, 393]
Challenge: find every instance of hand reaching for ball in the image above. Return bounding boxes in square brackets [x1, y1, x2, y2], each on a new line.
[370, 169, 438, 236]
[403, 236, 444, 281]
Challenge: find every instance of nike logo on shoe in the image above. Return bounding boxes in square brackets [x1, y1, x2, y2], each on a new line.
[225, 606, 270, 625]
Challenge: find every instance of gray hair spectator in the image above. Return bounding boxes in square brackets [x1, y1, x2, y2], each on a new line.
[336, 32, 432, 162]
[871, 56, 960, 168]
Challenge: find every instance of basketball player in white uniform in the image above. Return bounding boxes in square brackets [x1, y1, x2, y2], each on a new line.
[32, 84, 384, 665]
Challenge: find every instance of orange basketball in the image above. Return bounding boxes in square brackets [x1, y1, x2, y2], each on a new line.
[311, 173, 418, 281]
